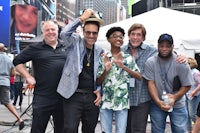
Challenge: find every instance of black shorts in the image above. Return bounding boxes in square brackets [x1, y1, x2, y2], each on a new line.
[197, 102, 200, 117]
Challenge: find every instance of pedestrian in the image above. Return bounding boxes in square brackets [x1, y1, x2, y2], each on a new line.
[192, 102, 200, 133]
[123, 23, 187, 133]
[10, 73, 15, 102]
[13, 71, 25, 110]
[0, 43, 24, 130]
[186, 57, 200, 133]
[57, 9, 103, 133]
[13, 20, 66, 133]
[143, 33, 193, 133]
[97, 27, 142, 133]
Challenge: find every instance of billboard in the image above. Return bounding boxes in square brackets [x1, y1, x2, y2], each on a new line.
[10, 4, 38, 54]
[0, 1, 10, 47]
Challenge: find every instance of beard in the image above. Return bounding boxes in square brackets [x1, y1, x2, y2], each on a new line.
[158, 52, 173, 59]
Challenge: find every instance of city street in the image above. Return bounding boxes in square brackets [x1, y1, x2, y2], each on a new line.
[0, 93, 171, 133]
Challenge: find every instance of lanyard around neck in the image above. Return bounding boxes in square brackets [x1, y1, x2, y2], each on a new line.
[158, 57, 173, 92]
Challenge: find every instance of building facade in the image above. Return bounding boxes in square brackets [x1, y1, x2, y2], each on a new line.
[56, 0, 127, 26]
[162, 0, 200, 15]
[56, 0, 76, 25]
[132, 0, 200, 17]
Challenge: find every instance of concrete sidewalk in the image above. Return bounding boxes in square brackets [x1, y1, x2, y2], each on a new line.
[0, 93, 171, 133]
[0, 93, 55, 133]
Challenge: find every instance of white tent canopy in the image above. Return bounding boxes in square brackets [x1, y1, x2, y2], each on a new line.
[97, 7, 200, 57]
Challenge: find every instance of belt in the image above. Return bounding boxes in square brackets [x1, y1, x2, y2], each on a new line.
[75, 89, 93, 93]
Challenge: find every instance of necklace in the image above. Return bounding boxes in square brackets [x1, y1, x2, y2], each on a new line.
[86, 48, 93, 67]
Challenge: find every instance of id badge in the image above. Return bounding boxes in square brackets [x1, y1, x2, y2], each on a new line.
[129, 78, 135, 87]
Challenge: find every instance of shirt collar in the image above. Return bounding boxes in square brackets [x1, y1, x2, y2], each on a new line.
[42, 39, 65, 48]
[128, 41, 147, 50]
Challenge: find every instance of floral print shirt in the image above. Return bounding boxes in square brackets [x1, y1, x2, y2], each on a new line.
[97, 51, 140, 110]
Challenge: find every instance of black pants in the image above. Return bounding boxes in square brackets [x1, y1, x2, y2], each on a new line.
[63, 92, 99, 133]
[31, 95, 64, 133]
[126, 100, 151, 133]
[13, 82, 23, 106]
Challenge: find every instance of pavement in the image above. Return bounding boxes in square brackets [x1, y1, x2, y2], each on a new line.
[0, 92, 172, 133]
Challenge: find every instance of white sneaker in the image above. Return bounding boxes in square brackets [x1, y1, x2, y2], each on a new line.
[15, 106, 20, 110]
[11, 99, 14, 104]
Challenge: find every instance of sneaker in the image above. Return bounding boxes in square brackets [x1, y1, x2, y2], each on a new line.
[11, 99, 14, 103]
[19, 121, 25, 130]
[15, 106, 20, 110]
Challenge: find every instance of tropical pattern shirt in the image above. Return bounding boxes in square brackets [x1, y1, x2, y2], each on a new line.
[97, 51, 140, 110]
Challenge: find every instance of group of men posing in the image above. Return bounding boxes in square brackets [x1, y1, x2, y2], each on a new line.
[7, 8, 200, 133]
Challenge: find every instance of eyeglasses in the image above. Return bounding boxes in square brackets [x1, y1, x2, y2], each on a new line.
[84, 31, 98, 36]
[110, 35, 124, 40]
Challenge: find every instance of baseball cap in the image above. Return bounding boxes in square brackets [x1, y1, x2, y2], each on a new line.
[158, 33, 173, 44]
[0, 43, 8, 51]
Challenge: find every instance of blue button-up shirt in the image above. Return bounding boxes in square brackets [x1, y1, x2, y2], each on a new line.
[122, 42, 157, 106]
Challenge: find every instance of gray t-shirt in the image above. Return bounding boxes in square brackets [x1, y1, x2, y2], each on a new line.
[0, 52, 13, 86]
[143, 53, 193, 108]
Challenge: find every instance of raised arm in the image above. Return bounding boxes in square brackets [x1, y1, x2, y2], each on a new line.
[60, 9, 95, 46]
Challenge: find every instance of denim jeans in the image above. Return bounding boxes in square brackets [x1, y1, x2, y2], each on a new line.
[100, 108, 128, 133]
[186, 95, 200, 131]
[13, 82, 23, 106]
[150, 102, 188, 133]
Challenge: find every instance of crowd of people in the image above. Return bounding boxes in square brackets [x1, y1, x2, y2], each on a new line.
[1, 8, 200, 133]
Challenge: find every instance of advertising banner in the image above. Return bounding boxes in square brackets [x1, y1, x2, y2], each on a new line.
[0, 1, 10, 47]
[10, 4, 38, 54]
